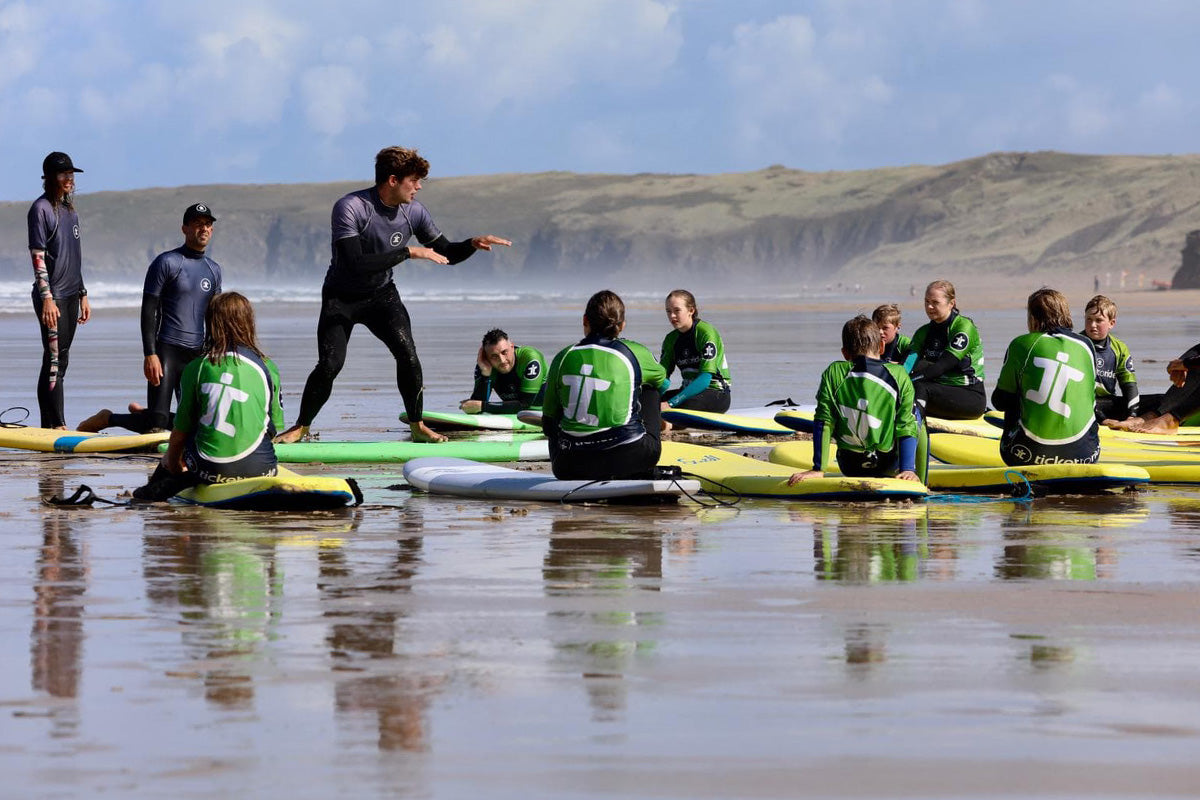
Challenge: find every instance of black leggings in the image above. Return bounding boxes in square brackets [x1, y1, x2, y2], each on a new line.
[33, 293, 80, 429]
[297, 284, 425, 426]
[109, 342, 201, 433]
[549, 388, 663, 480]
[663, 385, 731, 413]
[913, 381, 986, 420]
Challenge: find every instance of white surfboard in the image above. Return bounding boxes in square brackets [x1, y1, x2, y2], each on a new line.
[403, 457, 700, 502]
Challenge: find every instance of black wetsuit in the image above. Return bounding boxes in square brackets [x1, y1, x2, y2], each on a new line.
[295, 187, 479, 427]
[1138, 344, 1200, 424]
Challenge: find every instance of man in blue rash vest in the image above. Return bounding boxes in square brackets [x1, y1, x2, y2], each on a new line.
[274, 146, 511, 444]
[78, 204, 222, 434]
[28, 151, 91, 429]
[459, 328, 546, 414]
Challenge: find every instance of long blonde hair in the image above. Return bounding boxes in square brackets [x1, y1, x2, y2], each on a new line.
[205, 292, 265, 363]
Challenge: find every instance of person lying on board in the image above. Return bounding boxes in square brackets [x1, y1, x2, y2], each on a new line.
[132, 293, 284, 501]
[541, 290, 666, 481]
[1081, 294, 1140, 424]
[1105, 343, 1200, 434]
[459, 328, 545, 414]
[659, 290, 732, 430]
[992, 288, 1099, 466]
[788, 315, 924, 485]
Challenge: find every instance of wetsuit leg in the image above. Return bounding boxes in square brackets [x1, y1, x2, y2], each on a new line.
[1155, 372, 1200, 423]
[33, 294, 79, 428]
[670, 387, 732, 413]
[295, 291, 358, 427]
[359, 284, 426, 422]
[108, 342, 200, 434]
[914, 382, 986, 420]
[1093, 395, 1130, 422]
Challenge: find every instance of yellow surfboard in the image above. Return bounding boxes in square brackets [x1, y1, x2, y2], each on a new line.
[0, 425, 168, 453]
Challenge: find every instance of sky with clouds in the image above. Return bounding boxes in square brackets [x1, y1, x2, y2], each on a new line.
[2, 0, 1198, 201]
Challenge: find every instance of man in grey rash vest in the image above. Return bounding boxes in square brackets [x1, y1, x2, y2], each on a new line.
[78, 204, 222, 433]
[275, 146, 511, 444]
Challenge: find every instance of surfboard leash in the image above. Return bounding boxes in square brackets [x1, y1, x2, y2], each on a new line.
[0, 406, 31, 428]
[926, 470, 1034, 504]
[42, 484, 131, 508]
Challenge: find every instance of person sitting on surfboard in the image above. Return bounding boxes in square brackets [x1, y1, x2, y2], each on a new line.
[659, 290, 732, 423]
[541, 290, 667, 480]
[1081, 295, 1140, 424]
[459, 328, 546, 414]
[132, 293, 285, 501]
[872, 303, 911, 365]
[1105, 343, 1200, 434]
[992, 288, 1099, 466]
[907, 280, 987, 421]
[788, 316, 923, 485]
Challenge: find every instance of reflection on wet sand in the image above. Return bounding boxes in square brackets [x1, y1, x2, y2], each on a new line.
[30, 464, 87, 736]
[994, 495, 1146, 581]
[544, 512, 665, 722]
[320, 504, 441, 753]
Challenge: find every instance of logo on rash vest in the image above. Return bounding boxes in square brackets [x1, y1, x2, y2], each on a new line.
[390, 232, 404, 247]
[1011, 444, 1032, 463]
[702, 342, 717, 360]
[524, 361, 541, 379]
[1095, 356, 1104, 369]
[951, 332, 969, 350]
[201, 278, 213, 292]
[72, 224, 80, 239]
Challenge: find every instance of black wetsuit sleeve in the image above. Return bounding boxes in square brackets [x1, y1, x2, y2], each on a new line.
[428, 234, 477, 265]
[1181, 345, 1200, 370]
[141, 293, 161, 357]
[991, 386, 1019, 431]
[470, 372, 491, 403]
[911, 351, 961, 382]
[334, 236, 410, 275]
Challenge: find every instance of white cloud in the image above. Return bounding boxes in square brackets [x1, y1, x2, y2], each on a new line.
[1138, 83, 1182, 115]
[0, 1, 40, 90]
[300, 64, 368, 137]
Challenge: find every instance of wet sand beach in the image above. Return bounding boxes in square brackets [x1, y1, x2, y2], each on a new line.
[3, 288, 1200, 798]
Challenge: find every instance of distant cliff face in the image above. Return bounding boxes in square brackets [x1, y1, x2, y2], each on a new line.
[2, 151, 1197, 288]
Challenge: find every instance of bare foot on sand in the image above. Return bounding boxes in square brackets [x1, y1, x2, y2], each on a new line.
[273, 424, 310, 444]
[77, 409, 111, 433]
[410, 421, 448, 443]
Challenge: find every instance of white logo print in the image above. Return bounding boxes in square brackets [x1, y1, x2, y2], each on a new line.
[702, 342, 717, 360]
[525, 361, 541, 379]
[561, 364, 611, 426]
[72, 224, 80, 240]
[837, 397, 883, 448]
[390, 232, 404, 247]
[951, 332, 969, 350]
[1011, 444, 1032, 462]
[200, 371, 250, 435]
[201, 278, 212, 292]
[1026, 351, 1086, 418]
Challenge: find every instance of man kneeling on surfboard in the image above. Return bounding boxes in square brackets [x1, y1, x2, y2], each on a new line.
[788, 315, 925, 485]
[459, 328, 546, 414]
[133, 293, 284, 501]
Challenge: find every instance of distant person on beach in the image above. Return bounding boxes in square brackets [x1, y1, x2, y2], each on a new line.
[132, 293, 284, 501]
[541, 290, 667, 480]
[659, 290, 732, 424]
[1081, 295, 1139, 423]
[872, 303, 911, 365]
[28, 151, 90, 429]
[907, 280, 986, 420]
[788, 315, 924, 485]
[992, 288, 1099, 466]
[459, 328, 546, 414]
[1106, 345, 1200, 433]
[274, 146, 511, 444]
[78, 204, 221, 434]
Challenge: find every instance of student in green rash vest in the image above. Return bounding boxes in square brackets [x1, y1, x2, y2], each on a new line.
[872, 303, 912, 365]
[459, 328, 546, 414]
[541, 290, 667, 480]
[788, 315, 925, 485]
[908, 280, 987, 420]
[133, 293, 285, 501]
[659, 290, 732, 422]
[992, 288, 1100, 466]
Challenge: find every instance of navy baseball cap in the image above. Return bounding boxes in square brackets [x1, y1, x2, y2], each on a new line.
[183, 203, 217, 224]
[42, 152, 82, 178]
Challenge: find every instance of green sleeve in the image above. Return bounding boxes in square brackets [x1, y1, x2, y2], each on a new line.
[891, 366, 919, 440]
[659, 330, 677, 377]
[628, 339, 667, 387]
[267, 358, 285, 430]
[695, 321, 723, 374]
[541, 347, 568, 422]
[994, 338, 1023, 395]
[173, 358, 203, 434]
[517, 346, 547, 395]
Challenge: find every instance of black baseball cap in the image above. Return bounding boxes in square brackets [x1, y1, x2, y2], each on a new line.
[183, 203, 217, 224]
[42, 151, 83, 178]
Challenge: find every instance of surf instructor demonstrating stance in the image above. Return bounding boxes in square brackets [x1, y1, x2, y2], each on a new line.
[275, 147, 511, 444]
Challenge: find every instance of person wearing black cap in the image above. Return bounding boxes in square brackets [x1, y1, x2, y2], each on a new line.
[274, 146, 511, 444]
[78, 204, 223, 434]
[28, 151, 90, 429]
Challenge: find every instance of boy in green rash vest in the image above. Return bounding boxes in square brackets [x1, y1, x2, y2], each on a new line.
[992, 288, 1100, 467]
[1081, 295, 1140, 423]
[459, 328, 546, 414]
[788, 315, 925, 485]
[659, 289, 732, 416]
[132, 293, 285, 501]
[541, 290, 667, 481]
[872, 303, 912, 365]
